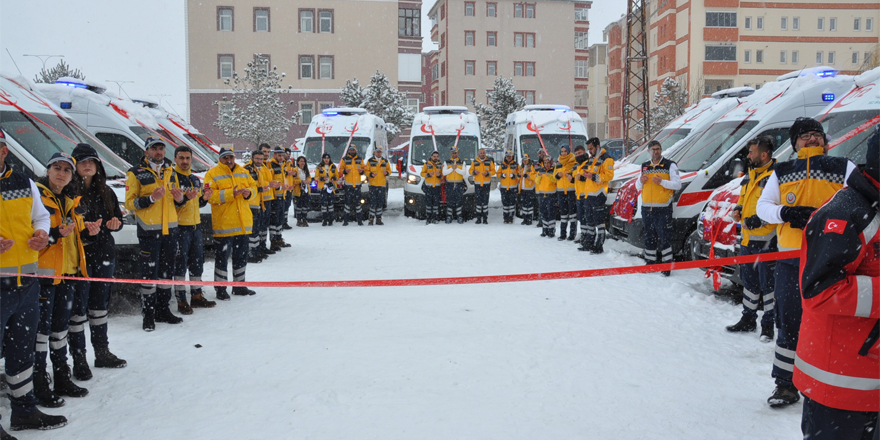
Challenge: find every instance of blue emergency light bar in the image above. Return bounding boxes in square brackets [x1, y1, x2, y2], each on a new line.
[59, 102, 72, 109]
[553, 108, 568, 112]
[322, 110, 339, 116]
[816, 70, 837, 78]
[822, 93, 835, 102]
[56, 80, 87, 89]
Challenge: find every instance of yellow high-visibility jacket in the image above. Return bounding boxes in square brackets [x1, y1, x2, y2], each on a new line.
[471, 157, 496, 186]
[36, 183, 88, 283]
[204, 162, 256, 237]
[366, 157, 392, 187]
[421, 159, 444, 187]
[125, 157, 180, 235]
[497, 159, 520, 189]
[314, 163, 339, 194]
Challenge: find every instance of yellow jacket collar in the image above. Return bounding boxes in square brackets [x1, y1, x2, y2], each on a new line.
[797, 146, 825, 160]
[174, 165, 192, 176]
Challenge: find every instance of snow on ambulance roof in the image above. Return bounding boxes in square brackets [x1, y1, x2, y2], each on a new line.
[509, 106, 585, 132]
[523, 104, 570, 112]
[321, 107, 367, 116]
[854, 65, 880, 89]
[422, 106, 469, 114]
[710, 86, 755, 99]
[0, 74, 69, 115]
[36, 80, 161, 129]
[309, 108, 386, 135]
[776, 65, 838, 81]
[412, 110, 479, 128]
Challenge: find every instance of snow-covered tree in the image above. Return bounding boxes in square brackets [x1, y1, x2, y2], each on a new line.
[214, 55, 297, 149]
[649, 77, 689, 137]
[339, 72, 414, 144]
[471, 77, 526, 150]
[33, 60, 85, 84]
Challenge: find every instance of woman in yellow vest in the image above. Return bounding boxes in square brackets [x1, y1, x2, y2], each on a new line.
[315, 153, 339, 226]
[34, 153, 95, 407]
[293, 156, 312, 227]
[518, 154, 537, 225]
[554, 145, 577, 240]
[535, 155, 558, 237]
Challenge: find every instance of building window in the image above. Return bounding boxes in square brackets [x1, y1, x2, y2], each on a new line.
[515, 33, 535, 48]
[318, 56, 333, 79]
[514, 62, 535, 76]
[319, 102, 334, 112]
[744, 17, 751, 30]
[852, 52, 859, 64]
[218, 7, 234, 31]
[830, 17, 837, 31]
[780, 17, 787, 30]
[254, 8, 269, 32]
[465, 90, 475, 105]
[319, 10, 333, 33]
[793, 17, 800, 30]
[398, 8, 420, 37]
[780, 50, 787, 63]
[744, 50, 751, 63]
[817, 17, 824, 31]
[441, 61, 446, 77]
[521, 90, 535, 105]
[300, 10, 314, 32]
[575, 7, 589, 21]
[706, 12, 736, 27]
[300, 103, 314, 125]
[431, 63, 439, 80]
[867, 18, 874, 31]
[218, 101, 233, 117]
[253, 54, 270, 75]
[218, 55, 234, 78]
[828, 51, 835, 64]
[575, 59, 588, 78]
[704, 80, 733, 95]
[526, 4, 535, 18]
[465, 2, 475, 16]
[756, 16, 763, 30]
[866, 52, 873, 64]
[465, 31, 475, 46]
[465, 60, 475, 75]
[792, 51, 799, 64]
[515, 33, 523, 47]
[515, 4, 523, 18]
[487, 31, 497, 46]
[440, 32, 445, 48]
[405, 98, 419, 114]
[854, 18, 861, 31]
[705, 45, 737, 61]
[526, 62, 534, 76]
[575, 32, 588, 50]
[816, 51, 823, 64]
[487, 61, 497, 76]
[756, 49, 764, 63]
[514, 62, 523, 76]
[487, 3, 497, 17]
[299, 55, 314, 79]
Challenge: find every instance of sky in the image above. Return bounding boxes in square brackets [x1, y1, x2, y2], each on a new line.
[0, 0, 627, 121]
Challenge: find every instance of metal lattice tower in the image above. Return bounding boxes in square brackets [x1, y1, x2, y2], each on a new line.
[623, 0, 650, 146]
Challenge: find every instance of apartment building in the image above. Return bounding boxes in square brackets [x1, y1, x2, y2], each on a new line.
[427, 0, 592, 119]
[186, 0, 423, 148]
[606, 21, 625, 139]
[585, 43, 608, 138]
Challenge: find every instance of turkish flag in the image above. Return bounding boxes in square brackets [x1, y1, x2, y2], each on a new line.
[823, 219, 847, 235]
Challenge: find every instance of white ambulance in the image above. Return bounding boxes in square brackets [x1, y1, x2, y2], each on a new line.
[0, 74, 140, 275]
[403, 106, 481, 219]
[301, 108, 388, 216]
[132, 98, 218, 165]
[503, 104, 589, 163]
[610, 66, 856, 257]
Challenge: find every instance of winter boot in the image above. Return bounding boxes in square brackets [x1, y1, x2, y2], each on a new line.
[263, 245, 276, 255]
[767, 385, 800, 408]
[322, 219, 328, 226]
[53, 364, 88, 398]
[142, 293, 156, 332]
[93, 346, 127, 369]
[0, 425, 18, 440]
[177, 300, 193, 316]
[726, 315, 757, 333]
[568, 223, 577, 241]
[547, 228, 555, 238]
[9, 409, 67, 431]
[34, 370, 64, 408]
[540, 227, 548, 237]
[216, 289, 231, 301]
[590, 244, 604, 255]
[270, 240, 283, 252]
[521, 217, 528, 225]
[72, 352, 92, 381]
[557, 223, 568, 241]
[368, 217, 374, 226]
[155, 308, 183, 325]
[524, 218, 532, 226]
[476, 216, 483, 224]
[190, 292, 217, 308]
[483, 215, 489, 224]
[279, 238, 291, 248]
[578, 236, 593, 252]
[661, 270, 671, 277]
[760, 325, 775, 343]
[248, 253, 263, 264]
[376, 217, 384, 226]
[282, 222, 292, 230]
[232, 287, 250, 296]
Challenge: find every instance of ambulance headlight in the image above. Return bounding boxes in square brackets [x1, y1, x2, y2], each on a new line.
[360, 174, 367, 183]
[407, 174, 420, 185]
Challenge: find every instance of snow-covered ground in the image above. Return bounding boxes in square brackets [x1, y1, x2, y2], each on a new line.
[2, 188, 801, 439]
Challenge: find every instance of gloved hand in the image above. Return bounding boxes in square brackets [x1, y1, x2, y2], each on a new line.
[743, 215, 763, 230]
[780, 206, 816, 229]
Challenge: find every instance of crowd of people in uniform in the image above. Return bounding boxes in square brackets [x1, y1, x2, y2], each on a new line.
[0, 117, 877, 439]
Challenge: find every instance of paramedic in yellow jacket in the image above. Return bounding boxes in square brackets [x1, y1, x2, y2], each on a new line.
[266, 147, 289, 250]
[726, 136, 777, 341]
[755, 117, 856, 408]
[554, 145, 577, 241]
[171, 146, 216, 315]
[578, 138, 615, 253]
[471, 148, 495, 224]
[244, 149, 269, 263]
[281, 148, 297, 229]
[365, 147, 392, 225]
[420, 150, 443, 224]
[125, 137, 185, 331]
[204, 147, 258, 299]
[293, 156, 312, 228]
[518, 154, 537, 225]
[0, 131, 68, 434]
[315, 153, 339, 226]
[34, 153, 94, 408]
[635, 140, 681, 274]
[442, 146, 468, 224]
[339, 145, 366, 225]
[496, 150, 519, 224]
[536, 154, 558, 238]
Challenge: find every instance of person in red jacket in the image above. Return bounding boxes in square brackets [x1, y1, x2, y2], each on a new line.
[795, 126, 879, 440]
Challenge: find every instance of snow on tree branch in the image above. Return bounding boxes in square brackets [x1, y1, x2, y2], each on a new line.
[340, 71, 414, 144]
[471, 77, 525, 150]
[648, 77, 689, 138]
[33, 60, 85, 84]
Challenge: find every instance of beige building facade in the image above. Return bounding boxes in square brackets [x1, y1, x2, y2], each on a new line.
[427, 0, 592, 120]
[585, 43, 608, 138]
[186, 0, 422, 148]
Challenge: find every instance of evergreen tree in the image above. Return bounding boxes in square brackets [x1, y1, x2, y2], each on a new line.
[33, 60, 85, 84]
[339, 72, 414, 144]
[214, 55, 297, 148]
[471, 77, 525, 150]
[340, 79, 367, 108]
[649, 77, 689, 137]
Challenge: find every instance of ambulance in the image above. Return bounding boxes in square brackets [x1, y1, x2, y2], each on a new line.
[692, 66, 880, 284]
[610, 66, 856, 257]
[502, 104, 589, 163]
[301, 108, 389, 217]
[403, 106, 480, 219]
[0, 74, 140, 275]
[132, 98, 219, 165]
[35, 78, 212, 173]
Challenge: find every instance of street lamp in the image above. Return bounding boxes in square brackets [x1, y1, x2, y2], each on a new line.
[23, 54, 64, 71]
[105, 80, 134, 97]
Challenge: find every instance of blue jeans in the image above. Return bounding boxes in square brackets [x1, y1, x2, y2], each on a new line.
[175, 225, 205, 301]
[70, 254, 115, 353]
[36, 281, 74, 371]
[739, 240, 776, 327]
[1, 276, 41, 416]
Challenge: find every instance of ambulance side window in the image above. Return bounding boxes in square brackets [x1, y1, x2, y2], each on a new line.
[6, 152, 36, 180]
